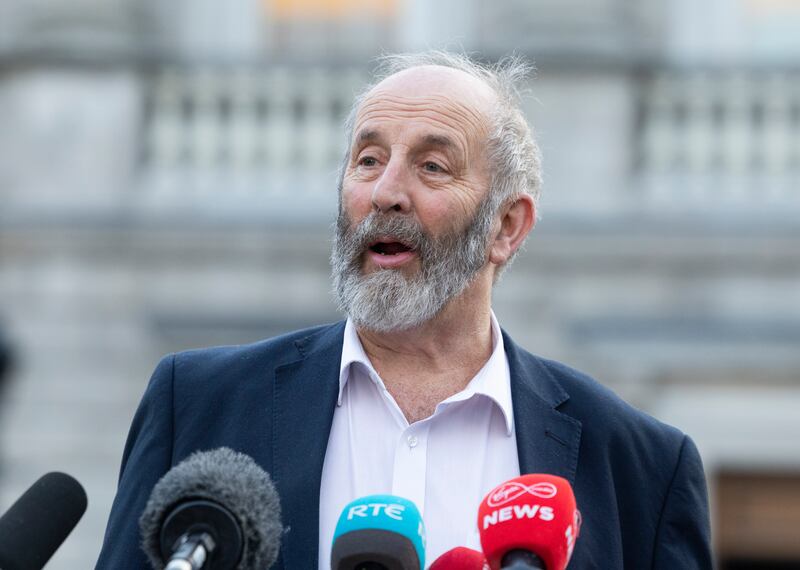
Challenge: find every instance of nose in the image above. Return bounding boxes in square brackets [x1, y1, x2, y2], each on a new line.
[371, 154, 411, 214]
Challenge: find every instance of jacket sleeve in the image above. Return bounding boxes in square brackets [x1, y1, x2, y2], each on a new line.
[95, 355, 176, 569]
[652, 434, 713, 569]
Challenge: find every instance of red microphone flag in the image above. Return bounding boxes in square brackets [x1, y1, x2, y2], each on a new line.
[477, 474, 580, 570]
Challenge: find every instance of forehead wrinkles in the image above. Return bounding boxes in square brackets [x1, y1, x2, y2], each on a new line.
[354, 93, 491, 152]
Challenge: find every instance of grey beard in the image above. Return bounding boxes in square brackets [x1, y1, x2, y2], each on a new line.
[331, 198, 496, 333]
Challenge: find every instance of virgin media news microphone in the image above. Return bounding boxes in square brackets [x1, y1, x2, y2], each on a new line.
[428, 546, 488, 569]
[139, 447, 282, 570]
[478, 474, 580, 570]
[0, 471, 87, 570]
[330, 494, 426, 570]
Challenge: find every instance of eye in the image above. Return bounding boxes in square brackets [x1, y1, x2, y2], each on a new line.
[422, 161, 445, 173]
[358, 156, 378, 167]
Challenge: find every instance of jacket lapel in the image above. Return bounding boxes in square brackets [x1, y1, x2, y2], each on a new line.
[504, 331, 582, 485]
[271, 323, 345, 570]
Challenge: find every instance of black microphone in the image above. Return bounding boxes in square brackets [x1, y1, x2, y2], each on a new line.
[139, 447, 282, 570]
[0, 471, 88, 570]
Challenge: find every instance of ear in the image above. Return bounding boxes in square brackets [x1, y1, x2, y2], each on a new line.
[489, 195, 536, 266]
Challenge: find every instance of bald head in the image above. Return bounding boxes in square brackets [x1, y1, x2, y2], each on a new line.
[364, 65, 499, 119]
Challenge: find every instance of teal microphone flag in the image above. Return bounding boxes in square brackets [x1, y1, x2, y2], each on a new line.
[332, 494, 426, 570]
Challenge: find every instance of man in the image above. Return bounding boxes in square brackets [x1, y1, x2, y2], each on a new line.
[97, 52, 712, 569]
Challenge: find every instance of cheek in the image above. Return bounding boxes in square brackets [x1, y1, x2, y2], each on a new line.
[417, 187, 482, 232]
[414, 200, 461, 236]
[340, 179, 373, 216]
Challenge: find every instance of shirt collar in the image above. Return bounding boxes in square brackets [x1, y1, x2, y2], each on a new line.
[338, 312, 514, 436]
[338, 318, 380, 404]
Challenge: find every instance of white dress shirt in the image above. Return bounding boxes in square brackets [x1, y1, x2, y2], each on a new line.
[318, 313, 520, 569]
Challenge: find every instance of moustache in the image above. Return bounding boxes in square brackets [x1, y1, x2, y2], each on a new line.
[340, 212, 431, 259]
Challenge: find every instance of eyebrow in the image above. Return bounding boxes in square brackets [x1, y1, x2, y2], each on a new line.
[421, 134, 455, 149]
[356, 129, 381, 144]
[354, 129, 455, 150]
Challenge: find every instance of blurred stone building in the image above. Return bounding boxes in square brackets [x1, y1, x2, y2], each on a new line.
[0, 0, 799, 567]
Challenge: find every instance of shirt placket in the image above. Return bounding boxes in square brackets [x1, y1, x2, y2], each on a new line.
[391, 420, 431, 517]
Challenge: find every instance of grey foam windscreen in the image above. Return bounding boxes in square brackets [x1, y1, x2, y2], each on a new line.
[139, 447, 282, 570]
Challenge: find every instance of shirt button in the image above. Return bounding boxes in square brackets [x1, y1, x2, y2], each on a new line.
[407, 435, 418, 448]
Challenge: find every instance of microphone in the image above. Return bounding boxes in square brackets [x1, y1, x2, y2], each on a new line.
[0, 471, 87, 570]
[330, 494, 426, 570]
[139, 447, 282, 570]
[428, 546, 489, 569]
[477, 474, 580, 570]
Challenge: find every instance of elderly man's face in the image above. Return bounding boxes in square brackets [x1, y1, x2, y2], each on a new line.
[331, 66, 500, 332]
[343, 67, 494, 271]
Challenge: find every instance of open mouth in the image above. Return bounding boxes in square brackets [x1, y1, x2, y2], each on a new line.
[368, 240, 414, 256]
[365, 239, 417, 268]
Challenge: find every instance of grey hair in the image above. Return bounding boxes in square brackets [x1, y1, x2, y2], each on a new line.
[337, 50, 542, 225]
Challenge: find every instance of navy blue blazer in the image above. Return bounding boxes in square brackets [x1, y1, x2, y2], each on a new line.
[96, 322, 712, 569]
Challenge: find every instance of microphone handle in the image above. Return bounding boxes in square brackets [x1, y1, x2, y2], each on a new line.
[501, 549, 546, 569]
[165, 532, 216, 570]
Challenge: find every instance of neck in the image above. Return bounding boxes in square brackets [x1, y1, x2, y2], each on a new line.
[355, 273, 495, 405]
